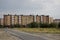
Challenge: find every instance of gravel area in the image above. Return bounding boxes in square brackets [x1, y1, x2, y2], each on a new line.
[0, 29, 22, 40]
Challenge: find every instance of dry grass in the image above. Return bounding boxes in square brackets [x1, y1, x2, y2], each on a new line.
[13, 28, 60, 34]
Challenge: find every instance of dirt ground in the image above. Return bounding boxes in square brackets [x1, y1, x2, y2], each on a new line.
[0, 29, 21, 40]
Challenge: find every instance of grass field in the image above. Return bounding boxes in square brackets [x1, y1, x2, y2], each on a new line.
[13, 28, 60, 34]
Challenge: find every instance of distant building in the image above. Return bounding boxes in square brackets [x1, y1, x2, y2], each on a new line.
[0, 14, 53, 27]
[18, 15, 22, 25]
[54, 19, 60, 23]
[41, 15, 49, 23]
[36, 15, 41, 23]
[49, 17, 53, 23]
[21, 15, 34, 25]
[12, 15, 21, 25]
[36, 15, 53, 24]
[3, 14, 34, 26]
[0, 18, 4, 25]
[4, 14, 22, 26]
[4, 14, 12, 27]
[13, 15, 19, 25]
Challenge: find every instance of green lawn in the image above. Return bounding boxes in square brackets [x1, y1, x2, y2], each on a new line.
[13, 28, 60, 34]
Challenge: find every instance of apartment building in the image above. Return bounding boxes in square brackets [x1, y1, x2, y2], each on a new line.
[11, 15, 14, 25]
[54, 19, 60, 23]
[0, 18, 1, 25]
[0, 18, 4, 25]
[21, 15, 34, 25]
[19, 15, 22, 25]
[41, 15, 49, 23]
[49, 17, 53, 23]
[45, 15, 49, 23]
[4, 14, 21, 26]
[12, 15, 19, 25]
[36, 15, 53, 24]
[2, 14, 53, 27]
[36, 15, 41, 23]
[4, 14, 12, 26]
[14, 15, 19, 25]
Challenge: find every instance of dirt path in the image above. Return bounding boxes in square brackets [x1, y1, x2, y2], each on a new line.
[0, 29, 22, 40]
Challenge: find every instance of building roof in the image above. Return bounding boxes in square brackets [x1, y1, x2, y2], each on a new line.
[54, 19, 60, 21]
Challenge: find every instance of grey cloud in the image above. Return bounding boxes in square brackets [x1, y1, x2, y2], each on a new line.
[0, 0, 60, 19]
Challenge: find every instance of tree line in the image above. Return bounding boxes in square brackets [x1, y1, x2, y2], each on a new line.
[0, 22, 60, 28]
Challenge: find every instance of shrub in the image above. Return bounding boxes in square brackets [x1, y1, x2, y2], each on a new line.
[10, 24, 21, 28]
[4, 25, 11, 28]
[49, 23, 57, 28]
[58, 22, 60, 28]
[13, 24, 21, 28]
[0, 25, 3, 28]
[27, 22, 38, 28]
[39, 23, 49, 28]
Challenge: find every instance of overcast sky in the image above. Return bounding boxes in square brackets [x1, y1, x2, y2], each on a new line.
[0, 0, 60, 19]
